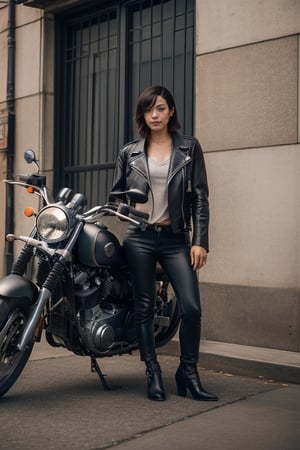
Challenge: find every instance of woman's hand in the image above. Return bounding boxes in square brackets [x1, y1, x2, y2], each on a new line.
[190, 245, 207, 271]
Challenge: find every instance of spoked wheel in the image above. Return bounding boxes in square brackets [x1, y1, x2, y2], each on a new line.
[0, 305, 34, 398]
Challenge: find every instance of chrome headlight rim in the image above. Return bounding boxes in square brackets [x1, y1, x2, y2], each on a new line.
[36, 205, 70, 243]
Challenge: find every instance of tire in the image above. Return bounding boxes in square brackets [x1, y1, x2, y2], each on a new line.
[0, 302, 34, 398]
[155, 295, 181, 348]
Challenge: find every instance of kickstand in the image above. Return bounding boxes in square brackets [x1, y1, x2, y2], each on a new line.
[90, 356, 111, 390]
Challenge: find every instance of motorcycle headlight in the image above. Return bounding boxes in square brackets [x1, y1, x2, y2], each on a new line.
[36, 206, 70, 243]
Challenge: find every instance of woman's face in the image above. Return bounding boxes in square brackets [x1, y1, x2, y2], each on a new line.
[143, 95, 174, 134]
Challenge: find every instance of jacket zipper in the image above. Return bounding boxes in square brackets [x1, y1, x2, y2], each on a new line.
[167, 157, 191, 184]
[131, 164, 154, 220]
[130, 164, 149, 183]
[181, 167, 187, 229]
[168, 158, 191, 230]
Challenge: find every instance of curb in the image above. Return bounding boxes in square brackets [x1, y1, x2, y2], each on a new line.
[158, 339, 300, 384]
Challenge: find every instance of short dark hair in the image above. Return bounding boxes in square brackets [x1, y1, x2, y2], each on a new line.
[135, 85, 181, 138]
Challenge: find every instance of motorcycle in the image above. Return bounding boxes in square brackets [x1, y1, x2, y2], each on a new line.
[0, 150, 180, 398]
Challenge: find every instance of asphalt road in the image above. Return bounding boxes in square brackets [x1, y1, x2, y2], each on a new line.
[0, 341, 299, 450]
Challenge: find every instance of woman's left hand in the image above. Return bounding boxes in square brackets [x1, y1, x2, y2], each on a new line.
[190, 246, 207, 271]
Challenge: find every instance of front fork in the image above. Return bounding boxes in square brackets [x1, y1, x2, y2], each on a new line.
[17, 287, 51, 351]
[17, 252, 69, 351]
[16, 222, 84, 352]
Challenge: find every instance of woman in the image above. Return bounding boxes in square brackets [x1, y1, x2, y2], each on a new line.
[110, 85, 218, 402]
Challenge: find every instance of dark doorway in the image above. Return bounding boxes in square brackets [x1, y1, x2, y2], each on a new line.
[55, 0, 195, 206]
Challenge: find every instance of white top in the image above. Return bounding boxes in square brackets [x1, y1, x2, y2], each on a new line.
[135, 156, 170, 224]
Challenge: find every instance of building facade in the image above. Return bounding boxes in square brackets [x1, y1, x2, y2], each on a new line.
[0, 0, 299, 352]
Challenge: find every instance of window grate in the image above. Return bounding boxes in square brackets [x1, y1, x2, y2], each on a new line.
[55, 0, 194, 207]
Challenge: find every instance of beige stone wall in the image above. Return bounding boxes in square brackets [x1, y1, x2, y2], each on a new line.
[197, 37, 298, 151]
[203, 145, 299, 289]
[196, 0, 300, 293]
[197, 0, 300, 52]
[0, 4, 9, 276]
[0, 5, 8, 105]
[195, 0, 300, 350]
[0, 4, 54, 276]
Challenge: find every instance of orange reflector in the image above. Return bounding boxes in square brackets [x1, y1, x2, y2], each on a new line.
[27, 186, 34, 193]
[24, 207, 35, 217]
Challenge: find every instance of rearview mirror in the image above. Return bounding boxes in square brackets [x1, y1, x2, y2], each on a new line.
[110, 188, 148, 204]
[24, 149, 40, 172]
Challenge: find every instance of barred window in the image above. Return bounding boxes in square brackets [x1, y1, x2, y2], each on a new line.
[56, 0, 195, 206]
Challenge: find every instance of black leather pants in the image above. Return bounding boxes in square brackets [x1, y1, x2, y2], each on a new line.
[124, 225, 202, 365]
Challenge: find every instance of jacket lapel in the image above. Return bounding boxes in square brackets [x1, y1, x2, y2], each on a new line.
[128, 139, 149, 179]
[168, 133, 191, 182]
[128, 134, 191, 182]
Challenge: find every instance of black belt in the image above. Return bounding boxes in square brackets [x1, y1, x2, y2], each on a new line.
[147, 223, 173, 232]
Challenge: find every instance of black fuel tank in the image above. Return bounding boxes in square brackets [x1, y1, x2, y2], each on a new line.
[77, 223, 125, 267]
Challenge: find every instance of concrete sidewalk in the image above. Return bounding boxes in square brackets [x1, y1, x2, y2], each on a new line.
[110, 384, 300, 450]
[1, 338, 298, 450]
[1, 345, 298, 450]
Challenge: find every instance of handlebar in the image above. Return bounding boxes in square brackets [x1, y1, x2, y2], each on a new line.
[80, 202, 149, 228]
[17, 173, 46, 187]
[4, 178, 55, 204]
[117, 203, 149, 220]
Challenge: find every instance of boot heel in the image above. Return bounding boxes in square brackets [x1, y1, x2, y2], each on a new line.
[176, 381, 187, 397]
[175, 368, 187, 397]
[176, 363, 218, 401]
[145, 359, 166, 401]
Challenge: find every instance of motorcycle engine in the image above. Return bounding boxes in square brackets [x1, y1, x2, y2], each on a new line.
[75, 269, 136, 355]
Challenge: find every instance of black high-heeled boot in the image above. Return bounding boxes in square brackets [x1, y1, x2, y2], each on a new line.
[175, 363, 218, 401]
[145, 359, 166, 401]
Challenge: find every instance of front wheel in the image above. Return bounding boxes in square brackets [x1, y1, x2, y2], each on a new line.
[0, 302, 34, 398]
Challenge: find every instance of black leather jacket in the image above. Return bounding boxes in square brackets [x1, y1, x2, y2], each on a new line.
[110, 132, 209, 250]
